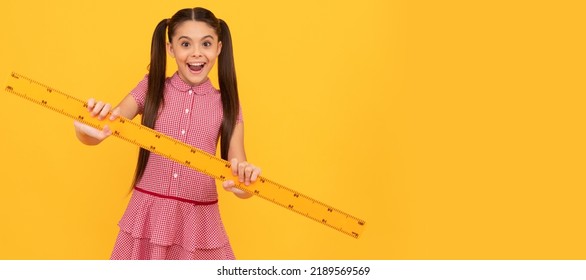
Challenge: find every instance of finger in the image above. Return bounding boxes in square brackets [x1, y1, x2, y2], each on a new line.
[244, 165, 254, 185]
[87, 98, 96, 111]
[230, 187, 245, 195]
[98, 103, 112, 120]
[91, 101, 104, 116]
[222, 180, 235, 190]
[238, 161, 247, 183]
[109, 106, 121, 121]
[251, 167, 261, 183]
[102, 125, 112, 137]
[230, 158, 238, 176]
[74, 120, 97, 137]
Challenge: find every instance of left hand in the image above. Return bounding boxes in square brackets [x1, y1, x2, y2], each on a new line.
[222, 158, 262, 195]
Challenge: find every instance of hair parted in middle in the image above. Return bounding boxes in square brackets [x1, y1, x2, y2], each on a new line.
[132, 7, 240, 187]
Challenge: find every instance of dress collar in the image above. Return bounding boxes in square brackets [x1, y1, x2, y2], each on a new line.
[169, 72, 216, 95]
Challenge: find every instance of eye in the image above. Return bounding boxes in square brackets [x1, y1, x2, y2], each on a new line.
[181, 41, 190, 47]
[202, 41, 212, 47]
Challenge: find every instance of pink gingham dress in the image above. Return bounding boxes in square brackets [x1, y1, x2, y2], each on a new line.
[110, 72, 241, 260]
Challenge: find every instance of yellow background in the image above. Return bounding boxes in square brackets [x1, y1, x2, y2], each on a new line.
[0, 0, 585, 259]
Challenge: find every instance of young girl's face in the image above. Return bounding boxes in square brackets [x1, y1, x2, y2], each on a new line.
[167, 20, 222, 86]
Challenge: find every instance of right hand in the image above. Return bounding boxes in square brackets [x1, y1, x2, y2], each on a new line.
[73, 98, 120, 143]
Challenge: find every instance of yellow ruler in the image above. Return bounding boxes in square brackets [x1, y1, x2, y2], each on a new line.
[5, 72, 366, 238]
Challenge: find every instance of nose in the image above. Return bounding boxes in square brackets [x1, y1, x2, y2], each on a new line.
[191, 46, 202, 57]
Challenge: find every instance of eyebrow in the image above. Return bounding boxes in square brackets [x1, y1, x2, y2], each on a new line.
[178, 35, 215, 41]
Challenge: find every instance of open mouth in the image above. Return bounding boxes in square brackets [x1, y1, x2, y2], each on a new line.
[188, 62, 206, 72]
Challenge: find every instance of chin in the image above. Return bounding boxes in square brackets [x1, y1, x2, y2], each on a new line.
[179, 72, 207, 86]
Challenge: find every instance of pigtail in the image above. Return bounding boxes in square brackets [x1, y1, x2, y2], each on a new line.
[218, 19, 240, 160]
[132, 18, 168, 187]
[131, 8, 239, 188]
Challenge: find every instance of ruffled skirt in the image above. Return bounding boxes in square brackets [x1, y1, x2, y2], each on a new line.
[110, 189, 235, 260]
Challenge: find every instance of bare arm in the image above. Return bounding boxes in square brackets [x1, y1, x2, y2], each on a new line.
[222, 122, 261, 199]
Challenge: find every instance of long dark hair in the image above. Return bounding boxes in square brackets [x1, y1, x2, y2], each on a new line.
[132, 7, 240, 187]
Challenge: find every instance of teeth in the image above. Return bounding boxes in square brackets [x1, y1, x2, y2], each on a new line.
[189, 62, 205, 66]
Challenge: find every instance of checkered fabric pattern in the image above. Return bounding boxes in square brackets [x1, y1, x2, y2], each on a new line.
[111, 73, 242, 260]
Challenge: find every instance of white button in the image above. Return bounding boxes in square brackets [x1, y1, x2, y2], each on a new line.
[185, 109, 189, 114]
[181, 129, 186, 135]
[188, 90, 193, 95]
[173, 173, 178, 178]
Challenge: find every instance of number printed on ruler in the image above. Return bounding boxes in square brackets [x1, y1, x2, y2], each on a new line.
[5, 72, 366, 238]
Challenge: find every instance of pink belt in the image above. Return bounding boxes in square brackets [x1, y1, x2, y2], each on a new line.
[134, 186, 218, 205]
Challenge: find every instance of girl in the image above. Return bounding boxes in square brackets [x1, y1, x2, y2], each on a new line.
[73, 7, 261, 260]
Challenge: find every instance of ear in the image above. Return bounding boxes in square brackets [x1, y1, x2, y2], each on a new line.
[217, 41, 222, 56]
[167, 42, 175, 58]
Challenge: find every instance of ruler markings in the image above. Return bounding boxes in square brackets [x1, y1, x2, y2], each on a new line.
[5, 72, 366, 238]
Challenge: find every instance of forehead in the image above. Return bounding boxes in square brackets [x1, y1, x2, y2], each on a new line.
[172, 20, 218, 41]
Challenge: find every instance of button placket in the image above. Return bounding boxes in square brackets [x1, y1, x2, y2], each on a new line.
[178, 89, 191, 140]
[170, 87, 195, 197]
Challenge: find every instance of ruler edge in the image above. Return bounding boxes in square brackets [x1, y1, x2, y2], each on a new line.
[5, 71, 367, 238]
